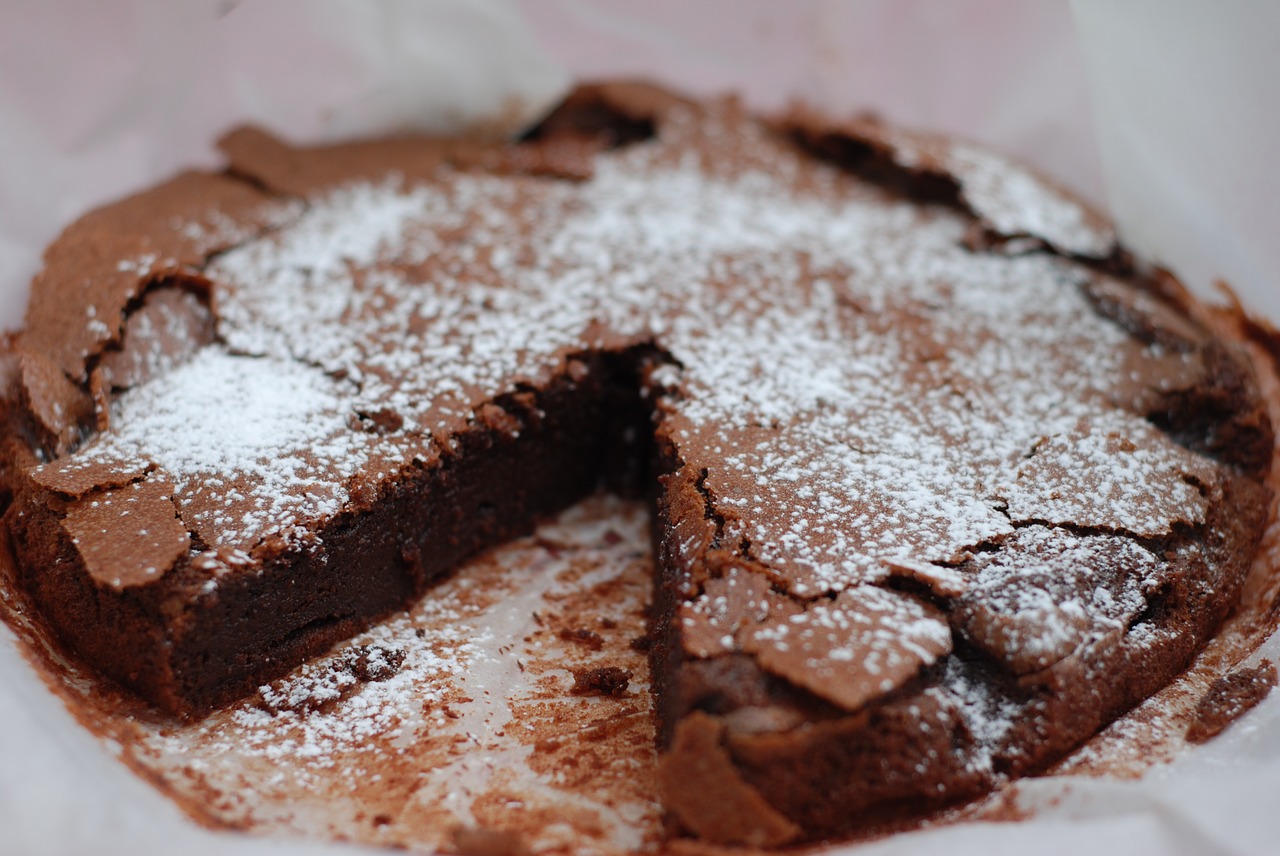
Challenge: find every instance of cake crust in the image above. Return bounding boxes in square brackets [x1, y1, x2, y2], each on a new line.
[0, 83, 1272, 845]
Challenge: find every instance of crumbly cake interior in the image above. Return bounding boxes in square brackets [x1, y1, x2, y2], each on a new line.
[0, 84, 1271, 846]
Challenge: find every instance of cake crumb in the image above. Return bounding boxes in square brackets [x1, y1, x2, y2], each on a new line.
[572, 666, 632, 696]
[1186, 660, 1278, 743]
[559, 627, 605, 650]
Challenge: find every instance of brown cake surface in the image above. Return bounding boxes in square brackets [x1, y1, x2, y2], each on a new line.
[0, 83, 1272, 847]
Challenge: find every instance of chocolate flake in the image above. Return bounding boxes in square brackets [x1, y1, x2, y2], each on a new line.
[61, 476, 190, 590]
[1187, 660, 1278, 743]
[657, 712, 800, 847]
[742, 586, 951, 712]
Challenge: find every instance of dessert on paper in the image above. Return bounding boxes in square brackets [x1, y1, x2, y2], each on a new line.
[2, 1, 1280, 854]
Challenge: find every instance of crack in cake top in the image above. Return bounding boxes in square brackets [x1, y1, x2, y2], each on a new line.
[35, 99, 1216, 601]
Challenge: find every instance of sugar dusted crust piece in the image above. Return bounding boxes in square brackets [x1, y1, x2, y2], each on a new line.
[0, 82, 1273, 846]
[781, 106, 1117, 258]
[740, 587, 952, 711]
[61, 476, 189, 590]
[23, 172, 301, 384]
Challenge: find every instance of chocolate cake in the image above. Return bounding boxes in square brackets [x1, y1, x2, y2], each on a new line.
[0, 82, 1272, 847]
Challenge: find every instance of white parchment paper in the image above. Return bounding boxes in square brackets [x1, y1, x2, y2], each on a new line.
[1, 1, 1277, 854]
[1074, 0, 1280, 323]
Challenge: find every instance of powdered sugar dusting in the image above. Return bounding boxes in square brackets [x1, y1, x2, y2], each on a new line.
[71, 104, 1209, 580]
[178, 203, 302, 253]
[954, 526, 1162, 675]
[944, 139, 1114, 257]
[872, 127, 1115, 257]
[53, 103, 1243, 794]
[79, 350, 373, 546]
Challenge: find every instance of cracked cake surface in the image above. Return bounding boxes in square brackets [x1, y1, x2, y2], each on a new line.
[0, 82, 1272, 846]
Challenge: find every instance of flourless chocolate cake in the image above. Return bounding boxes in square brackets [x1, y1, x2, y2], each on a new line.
[0, 83, 1272, 847]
